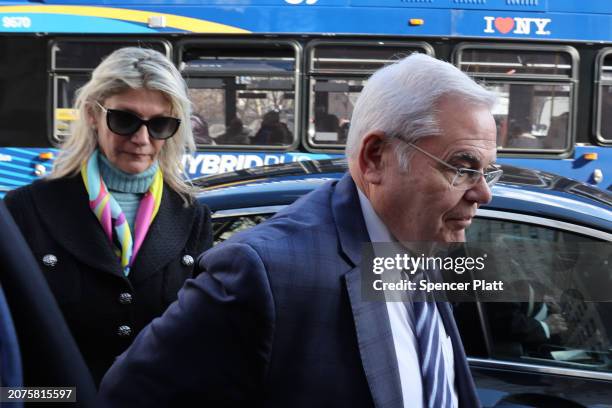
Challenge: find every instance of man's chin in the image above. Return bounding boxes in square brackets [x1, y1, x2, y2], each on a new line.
[439, 229, 466, 243]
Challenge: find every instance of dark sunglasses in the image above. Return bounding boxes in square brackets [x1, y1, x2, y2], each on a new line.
[96, 102, 181, 140]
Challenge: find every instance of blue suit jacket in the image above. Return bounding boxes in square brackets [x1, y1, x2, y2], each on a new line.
[99, 174, 480, 408]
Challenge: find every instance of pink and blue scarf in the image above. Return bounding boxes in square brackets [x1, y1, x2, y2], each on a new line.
[81, 150, 163, 276]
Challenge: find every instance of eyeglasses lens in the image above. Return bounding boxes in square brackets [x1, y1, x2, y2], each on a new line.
[148, 117, 181, 140]
[107, 110, 142, 136]
[452, 173, 473, 190]
[485, 170, 503, 186]
[452, 169, 502, 189]
[106, 109, 180, 140]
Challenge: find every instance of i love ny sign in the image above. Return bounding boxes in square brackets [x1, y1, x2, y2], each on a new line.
[484, 16, 551, 36]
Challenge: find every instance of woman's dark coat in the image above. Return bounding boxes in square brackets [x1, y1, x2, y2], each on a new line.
[4, 176, 212, 386]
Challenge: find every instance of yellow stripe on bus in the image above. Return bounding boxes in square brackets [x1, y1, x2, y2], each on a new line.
[201, 179, 268, 191]
[56, 108, 77, 122]
[0, 5, 250, 33]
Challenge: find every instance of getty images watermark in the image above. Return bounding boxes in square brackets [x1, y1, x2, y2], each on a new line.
[359, 241, 612, 303]
[371, 250, 503, 293]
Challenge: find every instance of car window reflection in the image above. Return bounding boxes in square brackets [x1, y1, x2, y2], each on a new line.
[213, 214, 272, 244]
[213, 212, 612, 374]
[467, 218, 612, 373]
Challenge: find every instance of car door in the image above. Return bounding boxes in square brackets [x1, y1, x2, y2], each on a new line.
[463, 210, 612, 408]
[209, 205, 612, 407]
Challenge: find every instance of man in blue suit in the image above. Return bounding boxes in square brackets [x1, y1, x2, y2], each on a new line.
[100, 53, 500, 407]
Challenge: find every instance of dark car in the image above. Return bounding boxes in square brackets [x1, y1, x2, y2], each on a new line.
[195, 159, 612, 408]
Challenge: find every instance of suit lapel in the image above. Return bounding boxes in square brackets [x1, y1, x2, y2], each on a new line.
[32, 177, 123, 277]
[332, 174, 369, 266]
[333, 175, 404, 408]
[128, 187, 195, 284]
[345, 268, 404, 408]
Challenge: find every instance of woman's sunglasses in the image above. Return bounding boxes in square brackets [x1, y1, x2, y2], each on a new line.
[96, 102, 181, 140]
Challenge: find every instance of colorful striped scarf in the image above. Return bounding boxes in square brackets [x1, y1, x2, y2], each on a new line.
[81, 150, 163, 276]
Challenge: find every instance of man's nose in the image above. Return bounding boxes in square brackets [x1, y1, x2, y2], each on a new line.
[464, 175, 493, 205]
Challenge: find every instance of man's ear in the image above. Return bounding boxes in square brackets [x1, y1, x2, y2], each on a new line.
[358, 131, 387, 185]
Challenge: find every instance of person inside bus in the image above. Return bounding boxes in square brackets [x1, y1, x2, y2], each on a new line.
[600, 86, 612, 139]
[314, 110, 341, 142]
[338, 119, 351, 144]
[216, 116, 251, 145]
[191, 113, 213, 145]
[506, 121, 541, 149]
[542, 112, 568, 149]
[4, 47, 212, 386]
[252, 109, 292, 145]
[494, 115, 509, 148]
[315, 111, 340, 132]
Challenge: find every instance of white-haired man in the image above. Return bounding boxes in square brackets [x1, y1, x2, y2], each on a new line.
[100, 53, 500, 408]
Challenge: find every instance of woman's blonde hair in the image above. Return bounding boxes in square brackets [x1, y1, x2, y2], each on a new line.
[51, 47, 196, 202]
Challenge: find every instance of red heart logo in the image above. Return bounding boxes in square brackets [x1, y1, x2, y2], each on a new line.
[494, 17, 515, 34]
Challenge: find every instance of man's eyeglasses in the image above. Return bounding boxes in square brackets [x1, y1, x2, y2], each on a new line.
[401, 140, 503, 190]
[96, 102, 181, 140]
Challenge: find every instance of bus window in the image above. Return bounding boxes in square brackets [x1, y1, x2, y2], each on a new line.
[490, 83, 570, 150]
[306, 41, 434, 149]
[459, 48, 573, 77]
[310, 79, 363, 145]
[50, 39, 171, 143]
[596, 50, 612, 144]
[180, 41, 299, 149]
[455, 44, 578, 153]
[54, 75, 89, 140]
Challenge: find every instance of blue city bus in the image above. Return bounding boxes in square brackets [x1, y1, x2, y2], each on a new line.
[1, 0, 612, 198]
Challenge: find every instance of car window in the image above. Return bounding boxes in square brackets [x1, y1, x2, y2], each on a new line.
[212, 210, 612, 375]
[213, 214, 272, 245]
[466, 217, 612, 374]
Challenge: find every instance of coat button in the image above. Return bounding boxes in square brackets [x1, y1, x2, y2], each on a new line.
[42, 254, 58, 267]
[118, 293, 133, 305]
[182, 254, 194, 267]
[117, 325, 132, 337]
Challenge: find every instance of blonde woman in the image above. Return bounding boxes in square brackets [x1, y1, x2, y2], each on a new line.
[4, 47, 212, 386]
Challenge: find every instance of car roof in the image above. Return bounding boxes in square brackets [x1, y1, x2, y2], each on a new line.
[195, 159, 612, 233]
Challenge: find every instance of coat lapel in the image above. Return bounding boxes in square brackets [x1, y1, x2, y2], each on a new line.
[333, 174, 404, 408]
[31, 177, 123, 277]
[128, 187, 196, 284]
[31, 177, 196, 283]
